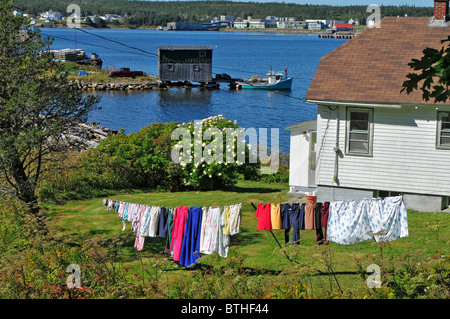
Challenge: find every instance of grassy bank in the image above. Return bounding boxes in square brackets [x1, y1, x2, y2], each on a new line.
[39, 180, 450, 299]
[59, 62, 157, 83]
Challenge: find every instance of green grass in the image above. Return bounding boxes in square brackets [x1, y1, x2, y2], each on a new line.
[57, 61, 157, 83]
[44, 180, 450, 296]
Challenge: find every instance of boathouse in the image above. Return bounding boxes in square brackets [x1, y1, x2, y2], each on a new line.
[287, 0, 450, 212]
[157, 45, 213, 85]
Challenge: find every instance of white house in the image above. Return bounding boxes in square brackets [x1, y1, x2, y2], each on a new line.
[288, 0, 450, 212]
[40, 10, 63, 22]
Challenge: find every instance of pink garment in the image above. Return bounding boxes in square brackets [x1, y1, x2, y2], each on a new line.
[171, 206, 189, 261]
[134, 204, 147, 251]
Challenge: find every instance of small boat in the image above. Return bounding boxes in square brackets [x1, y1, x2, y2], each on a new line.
[236, 67, 293, 90]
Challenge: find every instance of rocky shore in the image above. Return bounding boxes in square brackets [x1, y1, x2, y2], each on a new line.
[70, 80, 220, 91]
[64, 122, 118, 150]
[70, 80, 161, 91]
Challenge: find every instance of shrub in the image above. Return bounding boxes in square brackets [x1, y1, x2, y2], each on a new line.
[174, 116, 258, 190]
[37, 116, 263, 202]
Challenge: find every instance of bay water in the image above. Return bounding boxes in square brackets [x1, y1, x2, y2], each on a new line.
[42, 28, 347, 153]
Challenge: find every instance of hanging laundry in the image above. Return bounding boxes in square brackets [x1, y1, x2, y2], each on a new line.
[148, 206, 161, 237]
[179, 206, 203, 267]
[321, 202, 330, 242]
[229, 203, 242, 235]
[289, 203, 303, 244]
[222, 206, 231, 236]
[139, 206, 153, 237]
[164, 208, 175, 253]
[158, 207, 169, 238]
[200, 206, 222, 255]
[199, 207, 208, 253]
[104, 199, 241, 264]
[281, 203, 291, 244]
[219, 207, 231, 259]
[327, 200, 374, 245]
[315, 202, 324, 245]
[270, 203, 282, 230]
[134, 205, 147, 251]
[367, 196, 408, 242]
[304, 203, 316, 230]
[255, 203, 272, 231]
[171, 206, 189, 262]
[122, 202, 130, 231]
[200, 206, 230, 258]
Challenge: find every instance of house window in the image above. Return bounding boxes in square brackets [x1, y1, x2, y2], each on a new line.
[199, 51, 206, 57]
[437, 111, 450, 148]
[193, 65, 200, 72]
[167, 64, 174, 71]
[346, 108, 373, 155]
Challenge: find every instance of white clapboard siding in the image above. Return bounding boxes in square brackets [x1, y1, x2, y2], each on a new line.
[316, 104, 450, 196]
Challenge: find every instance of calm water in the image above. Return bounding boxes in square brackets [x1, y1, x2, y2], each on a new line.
[42, 28, 347, 152]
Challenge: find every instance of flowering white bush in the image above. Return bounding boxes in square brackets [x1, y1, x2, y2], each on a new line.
[173, 115, 257, 190]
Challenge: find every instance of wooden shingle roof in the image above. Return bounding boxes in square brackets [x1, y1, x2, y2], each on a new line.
[305, 17, 450, 106]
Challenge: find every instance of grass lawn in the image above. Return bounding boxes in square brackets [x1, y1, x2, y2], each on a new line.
[58, 61, 157, 83]
[44, 180, 450, 297]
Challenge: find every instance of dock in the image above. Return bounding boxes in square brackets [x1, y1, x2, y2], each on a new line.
[318, 33, 356, 39]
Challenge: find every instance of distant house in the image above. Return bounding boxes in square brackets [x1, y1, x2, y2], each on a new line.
[157, 45, 213, 84]
[249, 20, 266, 29]
[233, 21, 248, 28]
[287, 0, 450, 212]
[40, 10, 62, 22]
[308, 22, 326, 30]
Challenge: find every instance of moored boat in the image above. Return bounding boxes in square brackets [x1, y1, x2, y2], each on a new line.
[236, 67, 293, 90]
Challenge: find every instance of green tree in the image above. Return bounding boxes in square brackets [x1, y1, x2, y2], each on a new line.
[93, 15, 107, 28]
[402, 36, 450, 103]
[0, 0, 99, 220]
[85, 16, 96, 27]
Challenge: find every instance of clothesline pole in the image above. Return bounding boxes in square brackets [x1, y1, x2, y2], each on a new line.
[251, 202, 298, 265]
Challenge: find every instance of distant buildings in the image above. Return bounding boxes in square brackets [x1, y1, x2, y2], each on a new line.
[39, 10, 63, 22]
[225, 15, 361, 30]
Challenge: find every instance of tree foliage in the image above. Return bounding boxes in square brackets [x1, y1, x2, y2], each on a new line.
[402, 36, 450, 103]
[0, 0, 99, 216]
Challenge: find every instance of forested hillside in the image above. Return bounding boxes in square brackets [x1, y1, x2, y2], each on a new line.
[15, 0, 434, 27]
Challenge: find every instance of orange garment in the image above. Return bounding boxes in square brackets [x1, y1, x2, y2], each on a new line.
[304, 204, 316, 230]
[270, 203, 282, 229]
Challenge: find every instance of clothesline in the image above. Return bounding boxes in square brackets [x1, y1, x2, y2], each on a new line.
[103, 199, 242, 268]
[253, 195, 408, 247]
[253, 201, 330, 247]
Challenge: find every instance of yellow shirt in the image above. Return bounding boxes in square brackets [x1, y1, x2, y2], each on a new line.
[222, 205, 231, 235]
[270, 203, 282, 230]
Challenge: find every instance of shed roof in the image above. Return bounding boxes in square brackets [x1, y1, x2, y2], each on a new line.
[285, 120, 317, 130]
[157, 45, 213, 51]
[305, 17, 450, 106]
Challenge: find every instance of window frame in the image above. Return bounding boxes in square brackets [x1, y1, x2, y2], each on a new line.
[436, 111, 450, 150]
[167, 64, 174, 72]
[345, 107, 374, 157]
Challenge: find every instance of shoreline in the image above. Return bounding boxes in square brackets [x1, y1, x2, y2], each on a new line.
[38, 22, 355, 35]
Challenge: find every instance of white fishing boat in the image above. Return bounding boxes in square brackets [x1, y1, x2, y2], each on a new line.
[236, 67, 293, 90]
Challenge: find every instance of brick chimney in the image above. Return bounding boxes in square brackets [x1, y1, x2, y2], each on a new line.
[433, 0, 449, 20]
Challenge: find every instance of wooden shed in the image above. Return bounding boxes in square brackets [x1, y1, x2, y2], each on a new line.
[157, 45, 213, 84]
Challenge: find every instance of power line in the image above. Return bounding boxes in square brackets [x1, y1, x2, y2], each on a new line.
[41, 32, 159, 58]
[74, 28, 160, 58]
